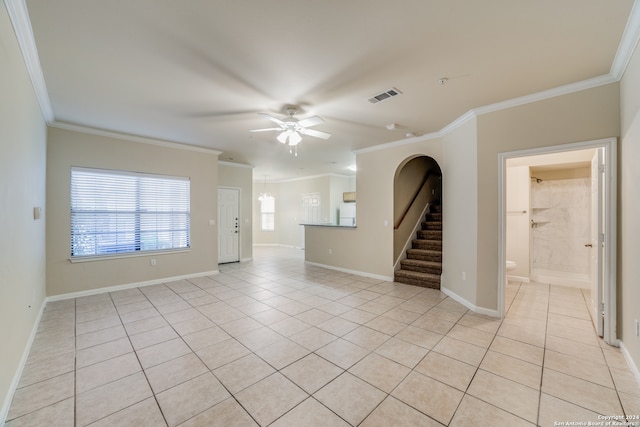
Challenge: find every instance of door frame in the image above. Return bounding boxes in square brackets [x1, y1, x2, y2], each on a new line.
[218, 186, 241, 263]
[497, 137, 617, 345]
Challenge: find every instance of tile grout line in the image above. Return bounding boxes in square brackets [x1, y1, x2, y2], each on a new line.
[111, 287, 171, 427]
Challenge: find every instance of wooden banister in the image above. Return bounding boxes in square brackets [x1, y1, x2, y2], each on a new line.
[394, 172, 436, 230]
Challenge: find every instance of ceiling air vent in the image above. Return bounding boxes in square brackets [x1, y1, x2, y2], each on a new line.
[368, 87, 402, 104]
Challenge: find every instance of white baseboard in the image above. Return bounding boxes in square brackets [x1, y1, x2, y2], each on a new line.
[530, 270, 589, 289]
[304, 261, 393, 282]
[240, 257, 253, 263]
[619, 341, 640, 390]
[507, 274, 530, 283]
[46, 270, 219, 302]
[0, 298, 47, 425]
[440, 286, 501, 318]
[253, 243, 297, 248]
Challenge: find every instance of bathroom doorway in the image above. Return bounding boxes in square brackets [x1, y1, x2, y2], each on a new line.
[498, 138, 617, 345]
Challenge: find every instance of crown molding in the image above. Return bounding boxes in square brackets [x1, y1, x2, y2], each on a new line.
[8, 0, 639, 159]
[356, 0, 640, 156]
[611, 0, 640, 79]
[4, 0, 54, 123]
[254, 172, 353, 183]
[219, 160, 254, 169]
[354, 129, 442, 155]
[472, 74, 617, 117]
[50, 121, 223, 155]
[357, 73, 618, 156]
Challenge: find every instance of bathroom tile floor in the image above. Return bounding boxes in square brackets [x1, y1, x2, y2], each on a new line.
[5, 247, 640, 426]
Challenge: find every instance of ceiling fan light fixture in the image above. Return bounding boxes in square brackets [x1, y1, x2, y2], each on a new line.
[288, 131, 302, 146]
[251, 107, 331, 154]
[277, 131, 288, 144]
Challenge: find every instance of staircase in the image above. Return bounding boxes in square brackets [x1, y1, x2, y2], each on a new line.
[394, 205, 442, 289]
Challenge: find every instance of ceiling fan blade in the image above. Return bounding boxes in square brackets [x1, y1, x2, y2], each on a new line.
[302, 128, 331, 139]
[249, 128, 282, 133]
[297, 115, 324, 128]
[258, 112, 285, 127]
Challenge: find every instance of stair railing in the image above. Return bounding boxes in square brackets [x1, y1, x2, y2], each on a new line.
[394, 201, 432, 271]
[394, 172, 433, 230]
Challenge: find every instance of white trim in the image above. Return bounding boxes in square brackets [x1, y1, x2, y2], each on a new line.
[4, 0, 54, 123]
[304, 261, 393, 282]
[46, 270, 219, 302]
[437, 111, 477, 137]
[440, 286, 500, 318]
[356, 74, 616, 156]
[354, 130, 441, 155]
[8, 0, 640, 162]
[252, 243, 297, 248]
[498, 137, 617, 342]
[0, 298, 47, 425]
[507, 275, 530, 283]
[219, 161, 253, 169]
[393, 202, 431, 271]
[473, 75, 616, 117]
[255, 172, 354, 184]
[69, 248, 190, 264]
[50, 121, 222, 155]
[240, 257, 253, 263]
[619, 341, 640, 389]
[611, 0, 640, 79]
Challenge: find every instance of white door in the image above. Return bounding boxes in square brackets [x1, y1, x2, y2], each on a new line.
[218, 188, 239, 263]
[589, 149, 604, 336]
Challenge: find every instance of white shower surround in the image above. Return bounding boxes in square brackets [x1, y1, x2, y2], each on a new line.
[530, 177, 591, 287]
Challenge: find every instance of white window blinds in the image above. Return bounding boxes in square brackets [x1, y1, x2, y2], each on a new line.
[70, 167, 190, 257]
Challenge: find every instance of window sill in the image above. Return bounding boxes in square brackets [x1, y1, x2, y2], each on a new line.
[69, 248, 190, 263]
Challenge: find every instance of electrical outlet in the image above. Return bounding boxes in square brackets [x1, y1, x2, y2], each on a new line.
[635, 319, 639, 337]
[150, 258, 157, 266]
[462, 272, 466, 281]
[328, 249, 332, 255]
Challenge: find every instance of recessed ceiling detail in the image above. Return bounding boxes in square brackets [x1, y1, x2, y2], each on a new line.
[367, 87, 403, 104]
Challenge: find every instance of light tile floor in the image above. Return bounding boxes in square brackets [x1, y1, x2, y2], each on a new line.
[5, 247, 640, 426]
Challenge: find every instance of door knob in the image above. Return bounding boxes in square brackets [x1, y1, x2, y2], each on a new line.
[585, 244, 593, 247]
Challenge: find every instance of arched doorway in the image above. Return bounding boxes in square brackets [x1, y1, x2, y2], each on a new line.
[393, 155, 442, 288]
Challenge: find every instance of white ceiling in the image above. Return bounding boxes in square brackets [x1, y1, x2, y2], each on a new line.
[21, 0, 637, 180]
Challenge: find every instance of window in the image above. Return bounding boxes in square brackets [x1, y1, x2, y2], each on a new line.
[70, 167, 190, 257]
[259, 194, 275, 231]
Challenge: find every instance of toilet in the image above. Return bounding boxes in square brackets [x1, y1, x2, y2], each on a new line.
[506, 260, 517, 271]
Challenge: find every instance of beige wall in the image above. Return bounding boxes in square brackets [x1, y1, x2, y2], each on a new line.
[253, 175, 353, 248]
[218, 162, 253, 261]
[305, 138, 443, 278]
[306, 84, 620, 313]
[476, 83, 620, 309]
[441, 118, 479, 306]
[46, 127, 220, 296]
[619, 39, 640, 378]
[0, 4, 48, 419]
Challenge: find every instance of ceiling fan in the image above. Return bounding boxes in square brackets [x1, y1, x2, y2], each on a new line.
[250, 106, 331, 148]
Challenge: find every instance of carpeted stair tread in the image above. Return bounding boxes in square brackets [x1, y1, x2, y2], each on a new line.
[412, 239, 442, 250]
[394, 270, 441, 289]
[405, 249, 442, 263]
[395, 205, 443, 289]
[417, 230, 442, 240]
[421, 221, 442, 230]
[425, 213, 442, 221]
[400, 258, 442, 274]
